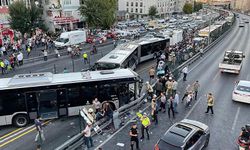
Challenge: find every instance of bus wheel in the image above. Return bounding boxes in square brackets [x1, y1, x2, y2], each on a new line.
[13, 114, 28, 127]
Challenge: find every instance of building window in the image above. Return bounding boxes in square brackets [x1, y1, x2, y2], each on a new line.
[64, 11, 72, 17]
[127, 2, 129, 6]
[140, 8, 142, 13]
[131, 2, 133, 6]
[135, 8, 138, 13]
[64, 0, 71, 5]
[140, 2, 143, 7]
[127, 8, 129, 12]
[135, 2, 138, 7]
[131, 8, 133, 13]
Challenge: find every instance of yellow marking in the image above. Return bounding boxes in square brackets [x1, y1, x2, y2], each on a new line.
[0, 120, 51, 148]
[0, 128, 23, 140]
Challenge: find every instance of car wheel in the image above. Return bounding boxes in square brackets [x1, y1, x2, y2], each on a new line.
[204, 135, 210, 148]
[13, 114, 29, 127]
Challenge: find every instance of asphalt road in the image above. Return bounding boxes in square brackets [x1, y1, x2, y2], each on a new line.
[89, 15, 250, 150]
[1, 15, 249, 150]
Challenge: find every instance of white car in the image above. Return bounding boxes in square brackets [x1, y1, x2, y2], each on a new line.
[232, 80, 250, 104]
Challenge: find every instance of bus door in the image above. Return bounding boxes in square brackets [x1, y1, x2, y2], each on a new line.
[57, 89, 68, 117]
[37, 90, 58, 119]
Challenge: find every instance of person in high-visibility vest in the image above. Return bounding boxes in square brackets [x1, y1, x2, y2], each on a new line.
[27, 46, 31, 57]
[0, 60, 5, 75]
[136, 112, 150, 140]
[83, 52, 88, 64]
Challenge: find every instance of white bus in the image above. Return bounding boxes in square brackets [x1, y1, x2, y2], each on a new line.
[93, 37, 170, 70]
[0, 69, 140, 127]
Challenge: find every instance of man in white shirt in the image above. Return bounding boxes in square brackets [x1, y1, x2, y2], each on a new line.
[67, 46, 72, 55]
[92, 98, 101, 113]
[182, 66, 188, 81]
[82, 123, 93, 148]
[174, 92, 179, 113]
[17, 52, 24, 65]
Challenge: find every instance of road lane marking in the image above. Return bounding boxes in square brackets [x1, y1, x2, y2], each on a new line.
[0, 120, 51, 147]
[94, 104, 151, 150]
[231, 107, 240, 133]
[0, 128, 23, 140]
[212, 71, 220, 81]
[184, 97, 202, 119]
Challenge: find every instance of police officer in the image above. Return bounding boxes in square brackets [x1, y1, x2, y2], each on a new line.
[137, 112, 150, 140]
[83, 52, 88, 64]
[130, 123, 140, 150]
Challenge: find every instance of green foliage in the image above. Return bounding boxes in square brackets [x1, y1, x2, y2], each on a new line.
[79, 0, 117, 29]
[183, 3, 193, 14]
[9, 1, 45, 35]
[148, 6, 158, 19]
[194, 1, 203, 12]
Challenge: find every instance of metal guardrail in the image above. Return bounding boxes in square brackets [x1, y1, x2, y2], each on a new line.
[55, 14, 236, 150]
[23, 41, 113, 64]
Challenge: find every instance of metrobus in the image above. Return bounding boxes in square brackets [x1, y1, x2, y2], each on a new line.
[0, 69, 141, 127]
[92, 37, 170, 70]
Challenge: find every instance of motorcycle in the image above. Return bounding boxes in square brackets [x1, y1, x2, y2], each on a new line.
[237, 126, 250, 150]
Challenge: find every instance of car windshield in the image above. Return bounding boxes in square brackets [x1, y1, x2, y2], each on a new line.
[95, 63, 120, 70]
[236, 85, 250, 93]
[56, 38, 69, 43]
[158, 140, 182, 150]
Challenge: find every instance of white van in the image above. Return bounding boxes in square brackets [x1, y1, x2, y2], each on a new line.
[54, 30, 87, 48]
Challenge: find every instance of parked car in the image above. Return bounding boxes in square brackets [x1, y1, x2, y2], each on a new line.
[154, 119, 210, 150]
[232, 80, 250, 104]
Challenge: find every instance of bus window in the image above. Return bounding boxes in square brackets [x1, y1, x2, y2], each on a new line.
[26, 92, 38, 112]
[98, 83, 119, 102]
[81, 85, 98, 103]
[68, 87, 82, 107]
[141, 44, 152, 57]
[0, 92, 26, 115]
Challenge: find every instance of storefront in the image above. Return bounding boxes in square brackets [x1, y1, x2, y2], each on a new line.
[53, 17, 82, 31]
[0, 27, 14, 45]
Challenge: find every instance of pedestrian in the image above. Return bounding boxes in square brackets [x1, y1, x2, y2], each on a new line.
[83, 52, 88, 64]
[155, 80, 163, 96]
[167, 96, 175, 119]
[172, 80, 178, 96]
[88, 108, 96, 123]
[34, 116, 45, 147]
[54, 49, 60, 58]
[67, 46, 72, 55]
[27, 46, 31, 57]
[166, 77, 173, 96]
[43, 50, 48, 61]
[17, 52, 23, 66]
[145, 81, 154, 101]
[200, 47, 204, 57]
[174, 92, 179, 113]
[138, 113, 150, 140]
[63, 67, 69, 73]
[130, 123, 140, 150]
[0, 60, 5, 75]
[113, 39, 117, 48]
[149, 67, 155, 81]
[182, 85, 190, 103]
[185, 92, 192, 108]
[82, 122, 94, 149]
[92, 98, 101, 113]
[151, 95, 158, 125]
[159, 92, 166, 113]
[103, 103, 113, 121]
[182, 66, 188, 81]
[205, 93, 214, 114]
[193, 81, 200, 100]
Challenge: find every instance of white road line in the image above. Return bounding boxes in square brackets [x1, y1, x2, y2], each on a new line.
[212, 71, 220, 81]
[184, 97, 202, 119]
[231, 107, 240, 133]
[94, 104, 151, 150]
[0, 125, 35, 143]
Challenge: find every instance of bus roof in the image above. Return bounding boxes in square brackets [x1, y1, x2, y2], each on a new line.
[0, 69, 138, 90]
[97, 37, 167, 65]
[97, 43, 138, 64]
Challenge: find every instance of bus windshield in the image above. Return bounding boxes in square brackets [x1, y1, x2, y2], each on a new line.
[95, 63, 120, 70]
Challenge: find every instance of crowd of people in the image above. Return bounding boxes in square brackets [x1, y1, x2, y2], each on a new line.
[0, 30, 54, 75]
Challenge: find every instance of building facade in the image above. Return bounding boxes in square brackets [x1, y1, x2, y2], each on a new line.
[118, 0, 178, 19]
[231, 0, 250, 12]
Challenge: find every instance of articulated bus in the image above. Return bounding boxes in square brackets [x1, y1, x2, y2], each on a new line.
[0, 69, 140, 127]
[92, 37, 170, 70]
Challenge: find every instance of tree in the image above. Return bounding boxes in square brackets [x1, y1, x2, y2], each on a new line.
[148, 6, 158, 19]
[194, 1, 203, 12]
[9, 0, 45, 35]
[79, 0, 117, 29]
[183, 3, 193, 14]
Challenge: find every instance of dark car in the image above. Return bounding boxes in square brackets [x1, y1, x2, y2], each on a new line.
[155, 119, 210, 150]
